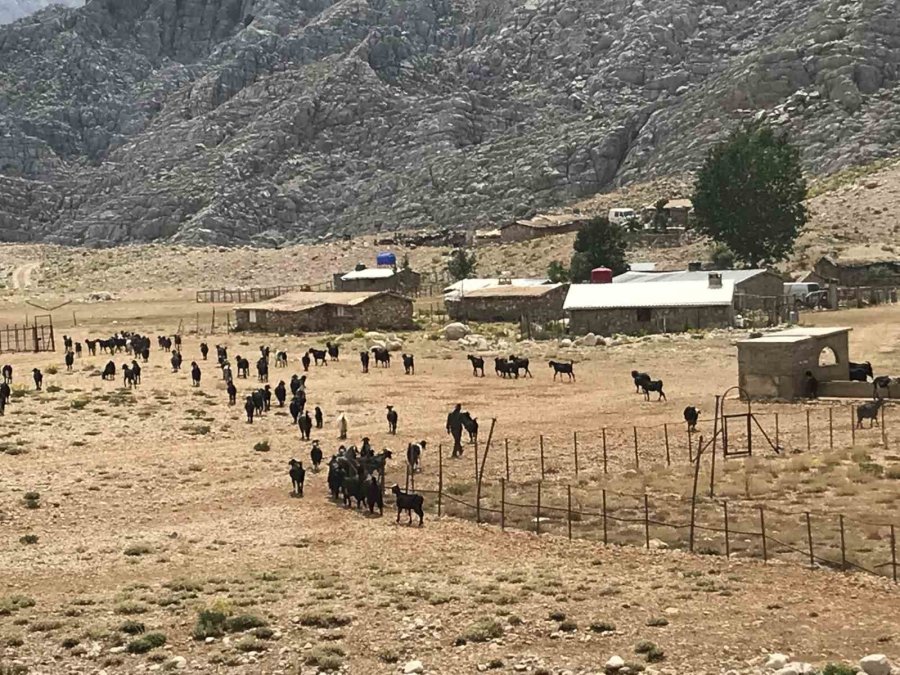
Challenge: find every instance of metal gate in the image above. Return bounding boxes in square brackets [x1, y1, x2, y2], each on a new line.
[0, 315, 55, 353]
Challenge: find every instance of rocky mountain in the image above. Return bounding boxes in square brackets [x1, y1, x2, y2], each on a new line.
[1, 0, 899, 246]
[0, 0, 83, 25]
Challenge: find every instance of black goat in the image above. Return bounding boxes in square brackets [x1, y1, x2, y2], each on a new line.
[170, 350, 182, 372]
[244, 396, 255, 423]
[327, 342, 340, 362]
[289, 395, 305, 423]
[366, 476, 384, 515]
[227, 381, 237, 405]
[0, 382, 10, 415]
[274, 381, 286, 407]
[873, 375, 898, 398]
[549, 360, 575, 382]
[310, 441, 323, 471]
[289, 459, 305, 496]
[2, 364, 12, 384]
[407, 440, 426, 472]
[308, 348, 328, 366]
[461, 412, 478, 442]
[402, 353, 415, 375]
[275, 351, 287, 367]
[849, 361, 873, 382]
[314, 406, 323, 429]
[360, 350, 370, 373]
[236, 357, 250, 378]
[391, 485, 424, 526]
[191, 362, 201, 387]
[494, 357, 517, 379]
[200, 342, 209, 360]
[131, 360, 142, 385]
[102, 361, 116, 381]
[857, 397, 884, 428]
[301, 353, 311, 372]
[804, 370, 818, 399]
[683, 406, 700, 432]
[65, 351, 74, 371]
[122, 364, 136, 388]
[386, 405, 398, 434]
[32, 368, 43, 391]
[298, 412, 313, 440]
[631, 370, 651, 393]
[641, 379, 666, 401]
[468, 355, 485, 377]
[509, 355, 532, 378]
[256, 357, 269, 382]
[75, 342, 82, 358]
[372, 347, 391, 367]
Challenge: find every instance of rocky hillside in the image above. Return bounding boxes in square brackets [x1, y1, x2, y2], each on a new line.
[1, 0, 899, 247]
[0, 0, 83, 25]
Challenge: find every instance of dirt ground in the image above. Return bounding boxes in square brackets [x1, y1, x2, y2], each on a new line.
[1, 279, 899, 674]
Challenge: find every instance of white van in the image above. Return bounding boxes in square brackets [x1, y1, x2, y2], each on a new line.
[784, 282, 826, 308]
[608, 208, 637, 226]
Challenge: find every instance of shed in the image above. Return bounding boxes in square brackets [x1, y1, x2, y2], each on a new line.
[235, 291, 414, 334]
[813, 255, 900, 287]
[613, 268, 784, 311]
[332, 267, 421, 295]
[499, 213, 588, 243]
[564, 278, 735, 335]
[443, 278, 550, 301]
[662, 198, 693, 226]
[446, 283, 569, 322]
[737, 327, 851, 400]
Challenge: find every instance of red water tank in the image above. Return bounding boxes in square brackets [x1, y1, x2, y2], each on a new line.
[590, 267, 613, 284]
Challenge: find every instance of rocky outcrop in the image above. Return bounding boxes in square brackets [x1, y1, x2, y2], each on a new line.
[0, 0, 83, 25]
[1, 0, 900, 246]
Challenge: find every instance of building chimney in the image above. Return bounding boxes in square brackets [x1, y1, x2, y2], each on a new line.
[687, 261, 702, 272]
[708, 272, 723, 289]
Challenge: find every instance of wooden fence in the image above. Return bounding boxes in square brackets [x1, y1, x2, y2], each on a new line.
[195, 283, 331, 304]
[0, 320, 55, 353]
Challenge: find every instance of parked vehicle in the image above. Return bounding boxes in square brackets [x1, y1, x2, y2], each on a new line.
[608, 208, 638, 227]
[784, 282, 827, 309]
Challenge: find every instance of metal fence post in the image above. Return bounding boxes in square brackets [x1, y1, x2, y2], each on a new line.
[500, 478, 505, 532]
[567, 485, 573, 540]
[839, 514, 846, 570]
[633, 426, 639, 470]
[536, 482, 542, 536]
[759, 506, 767, 563]
[829, 408, 834, 450]
[851, 406, 856, 445]
[437, 445, 443, 518]
[602, 428, 608, 474]
[806, 409, 811, 453]
[573, 431, 579, 479]
[664, 423, 671, 467]
[602, 489, 608, 545]
[806, 512, 814, 568]
[723, 501, 730, 559]
[539, 434, 545, 480]
[504, 439, 510, 482]
[643, 494, 650, 549]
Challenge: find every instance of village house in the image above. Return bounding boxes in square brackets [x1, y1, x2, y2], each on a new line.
[446, 283, 569, 322]
[499, 213, 588, 243]
[234, 291, 414, 333]
[332, 267, 422, 295]
[813, 255, 900, 287]
[564, 275, 736, 335]
[613, 267, 784, 311]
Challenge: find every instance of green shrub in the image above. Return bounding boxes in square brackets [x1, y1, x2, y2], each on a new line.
[46, 385, 62, 393]
[376, 647, 399, 664]
[252, 627, 274, 640]
[558, 620, 577, 632]
[589, 621, 615, 633]
[225, 614, 267, 632]
[548, 610, 566, 621]
[822, 665, 857, 675]
[456, 618, 503, 644]
[114, 602, 148, 615]
[123, 544, 152, 557]
[45, 366, 58, 375]
[70, 398, 90, 410]
[646, 617, 668, 627]
[305, 645, 344, 670]
[635, 640, 656, 654]
[646, 646, 665, 663]
[61, 636, 80, 649]
[0, 595, 35, 615]
[234, 637, 266, 652]
[297, 610, 351, 628]
[886, 466, 900, 480]
[119, 620, 145, 635]
[126, 632, 166, 654]
[193, 609, 227, 640]
[19, 535, 38, 545]
[29, 620, 63, 633]
[253, 440, 271, 452]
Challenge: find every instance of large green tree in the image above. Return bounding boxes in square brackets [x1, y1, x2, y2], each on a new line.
[692, 124, 807, 266]
[446, 248, 477, 280]
[568, 216, 629, 282]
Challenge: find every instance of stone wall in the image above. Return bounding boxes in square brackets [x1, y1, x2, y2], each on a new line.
[734, 271, 787, 312]
[814, 258, 900, 287]
[447, 285, 568, 322]
[235, 295, 414, 333]
[568, 304, 733, 336]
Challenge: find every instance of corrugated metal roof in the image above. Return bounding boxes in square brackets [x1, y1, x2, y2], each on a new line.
[737, 326, 851, 344]
[613, 269, 770, 284]
[664, 198, 693, 210]
[340, 268, 396, 280]
[564, 280, 735, 310]
[443, 278, 550, 295]
[238, 291, 386, 312]
[463, 283, 565, 299]
[506, 213, 586, 229]
[628, 262, 657, 272]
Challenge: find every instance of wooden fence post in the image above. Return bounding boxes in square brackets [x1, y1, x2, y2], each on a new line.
[723, 501, 730, 559]
[687, 428, 693, 463]
[602, 489, 608, 545]
[633, 427, 639, 470]
[536, 482, 542, 536]
[851, 406, 856, 445]
[806, 409, 811, 453]
[602, 428, 608, 474]
[473, 438, 480, 490]
[405, 464, 410, 492]
[709, 429, 717, 498]
[475, 419, 497, 526]
[775, 413, 780, 449]
[892, 524, 898, 584]
[539, 434, 545, 481]
[664, 423, 671, 467]
[505, 439, 510, 482]
[500, 478, 505, 532]
[573, 431, 579, 479]
[806, 512, 814, 568]
[567, 485, 573, 540]
[829, 408, 834, 450]
[643, 494, 650, 549]
[689, 435, 703, 553]
[437, 445, 443, 518]
[839, 514, 846, 570]
[882, 405, 887, 446]
[759, 506, 767, 563]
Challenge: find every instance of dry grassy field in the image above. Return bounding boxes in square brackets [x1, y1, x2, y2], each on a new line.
[1, 263, 899, 675]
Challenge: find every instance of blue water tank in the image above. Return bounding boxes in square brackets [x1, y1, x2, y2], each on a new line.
[376, 251, 397, 267]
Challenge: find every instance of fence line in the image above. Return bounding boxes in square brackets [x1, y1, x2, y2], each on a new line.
[195, 282, 332, 304]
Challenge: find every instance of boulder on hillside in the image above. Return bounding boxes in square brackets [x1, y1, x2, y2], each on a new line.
[443, 322, 471, 340]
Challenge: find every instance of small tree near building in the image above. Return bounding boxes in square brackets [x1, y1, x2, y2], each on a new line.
[546, 260, 570, 283]
[568, 216, 629, 282]
[692, 123, 808, 267]
[447, 248, 477, 281]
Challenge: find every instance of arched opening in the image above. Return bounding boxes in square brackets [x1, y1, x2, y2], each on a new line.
[818, 346, 838, 367]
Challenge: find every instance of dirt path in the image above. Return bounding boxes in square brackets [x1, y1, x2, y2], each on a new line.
[9, 261, 39, 289]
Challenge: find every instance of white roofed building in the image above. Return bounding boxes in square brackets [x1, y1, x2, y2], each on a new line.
[332, 266, 421, 295]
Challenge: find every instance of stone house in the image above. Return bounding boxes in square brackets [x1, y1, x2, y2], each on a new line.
[737, 327, 850, 400]
[662, 198, 693, 227]
[235, 291, 414, 333]
[332, 267, 422, 295]
[814, 255, 900, 287]
[499, 213, 588, 243]
[446, 283, 568, 322]
[613, 267, 785, 312]
[564, 277, 736, 335]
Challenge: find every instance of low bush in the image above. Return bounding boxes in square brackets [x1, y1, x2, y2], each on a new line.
[589, 621, 615, 633]
[193, 609, 227, 640]
[297, 610, 351, 628]
[125, 632, 166, 654]
[19, 535, 38, 545]
[225, 614, 267, 633]
[119, 620, 145, 635]
[456, 618, 503, 644]
[253, 440, 271, 452]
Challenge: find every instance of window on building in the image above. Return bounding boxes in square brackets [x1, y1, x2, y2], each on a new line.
[248, 310, 257, 324]
[818, 346, 838, 367]
[636, 308, 651, 322]
[335, 306, 347, 317]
